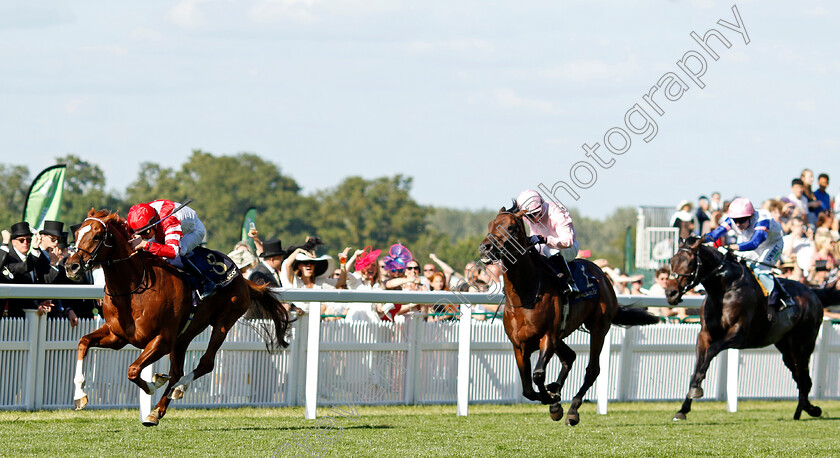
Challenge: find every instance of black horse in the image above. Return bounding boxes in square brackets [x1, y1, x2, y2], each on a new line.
[665, 237, 840, 420]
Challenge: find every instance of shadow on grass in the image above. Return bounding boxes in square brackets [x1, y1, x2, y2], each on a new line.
[198, 424, 394, 432]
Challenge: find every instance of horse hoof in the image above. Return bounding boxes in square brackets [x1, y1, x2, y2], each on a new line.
[142, 412, 160, 427]
[549, 403, 564, 422]
[673, 412, 686, 421]
[688, 387, 704, 399]
[807, 406, 822, 418]
[73, 396, 88, 411]
[565, 414, 579, 426]
[152, 373, 171, 389]
[169, 386, 185, 400]
[546, 382, 561, 396]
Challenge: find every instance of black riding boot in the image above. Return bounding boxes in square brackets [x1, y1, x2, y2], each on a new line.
[767, 283, 794, 322]
[181, 255, 219, 301]
[547, 254, 580, 299]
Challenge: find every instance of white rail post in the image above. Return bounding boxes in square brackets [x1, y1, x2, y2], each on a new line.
[23, 310, 40, 410]
[33, 312, 48, 409]
[404, 315, 421, 405]
[304, 304, 321, 419]
[812, 319, 831, 399]
[726, 348, 739, 413]
[457, 304, 472, 417]
[139, 365, 154, 421]
[597, 327, 612, 415]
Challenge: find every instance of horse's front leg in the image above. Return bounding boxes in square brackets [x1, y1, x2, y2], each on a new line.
[513, 343, 540, 402]
[546, 340, 576, 398]
[675, 326, 742, 420]
[127, 335, 171, 422]
[74, 324, 127, 410]
[533, 335, 557, 404]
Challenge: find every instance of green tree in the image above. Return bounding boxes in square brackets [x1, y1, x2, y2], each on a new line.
[57, 155, 126, 227]
[126, 150, 314, 251]
[0, 164, 30, 230]
[314, 175, 429, 256]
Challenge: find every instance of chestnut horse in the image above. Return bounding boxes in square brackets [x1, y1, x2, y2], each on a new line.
[666, 237, 840, 421]
[479, 205, 658, 425]
[65, 209, 291, 426]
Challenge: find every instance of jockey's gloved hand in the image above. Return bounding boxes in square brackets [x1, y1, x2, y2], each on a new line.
[529, 235, 546, 245]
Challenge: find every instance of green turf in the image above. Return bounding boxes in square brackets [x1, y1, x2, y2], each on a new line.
[2, 401, 839, 457]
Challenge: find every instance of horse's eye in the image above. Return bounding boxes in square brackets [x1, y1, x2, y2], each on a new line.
[508, 225, 517, 233]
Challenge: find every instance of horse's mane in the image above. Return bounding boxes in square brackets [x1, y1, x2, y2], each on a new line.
[90, 209, 131, 241]
[504, 199, 520, 214]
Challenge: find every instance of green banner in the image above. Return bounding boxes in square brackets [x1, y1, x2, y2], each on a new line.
[22, 164, 66, 231]
[241, 207, 257, 251]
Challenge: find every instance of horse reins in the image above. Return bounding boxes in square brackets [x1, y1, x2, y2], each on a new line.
[670, 247, 726, 302]
[74, 217, 149, 297]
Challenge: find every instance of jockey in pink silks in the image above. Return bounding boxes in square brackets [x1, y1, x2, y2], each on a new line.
[516, 189, 581, 298]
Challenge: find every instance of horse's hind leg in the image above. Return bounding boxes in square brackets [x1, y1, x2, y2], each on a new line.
[170, 321, 232, 400]
[513, 344, 540, 402]
[566, 325, 607, 426]
[148, 337, 191, 425]
[776, 336, 821, 420]
[74, 325, 127, 410]
[534, 336, 558, 404]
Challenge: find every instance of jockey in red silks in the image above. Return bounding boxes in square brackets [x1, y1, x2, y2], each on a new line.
[516, 189, 581, 298]
[126, 199, 218, 299]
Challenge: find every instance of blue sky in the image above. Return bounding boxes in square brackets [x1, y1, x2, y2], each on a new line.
[0, 1, 837, 218]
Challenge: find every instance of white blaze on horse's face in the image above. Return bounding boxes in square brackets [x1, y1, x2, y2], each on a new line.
[76, 224, 93, 247]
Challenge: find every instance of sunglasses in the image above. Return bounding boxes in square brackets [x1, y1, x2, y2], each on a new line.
[423, 268, 435, 271]
[406, 266, 420, 271]
[391, 269, 405, 274]
[733, 217, 750, 225]
[16, 237, 32, 243]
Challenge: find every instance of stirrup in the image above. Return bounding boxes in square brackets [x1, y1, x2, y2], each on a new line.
[198, 281, 218, 301]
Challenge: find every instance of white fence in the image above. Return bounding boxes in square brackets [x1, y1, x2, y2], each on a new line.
[3, 285, 840, 419]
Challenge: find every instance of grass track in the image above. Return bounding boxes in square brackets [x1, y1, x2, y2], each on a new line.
[2, 401, 840, 456]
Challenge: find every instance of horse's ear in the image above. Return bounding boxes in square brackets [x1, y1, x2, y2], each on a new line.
[499, 206, 506, 213]
[87, 208, 96, 217]
[690, 237, 703, 250]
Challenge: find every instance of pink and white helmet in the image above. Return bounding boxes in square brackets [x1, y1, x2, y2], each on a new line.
[728, 197, 755, 219]
[516, 189, 545, 215]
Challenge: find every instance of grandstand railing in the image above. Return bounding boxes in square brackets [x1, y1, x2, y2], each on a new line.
[3, 285, 839, 421]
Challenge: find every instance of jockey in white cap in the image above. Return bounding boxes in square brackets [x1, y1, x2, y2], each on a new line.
[516, 189, 580, 298]
[704, 197, 791, 310]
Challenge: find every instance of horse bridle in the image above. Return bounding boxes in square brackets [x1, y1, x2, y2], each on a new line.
[669, 246, 725, 302]
[488, 212, 543, 309]
[72, 217, 148, 296]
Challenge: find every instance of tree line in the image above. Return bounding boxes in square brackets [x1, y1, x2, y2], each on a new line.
[0, 151, 635, 271]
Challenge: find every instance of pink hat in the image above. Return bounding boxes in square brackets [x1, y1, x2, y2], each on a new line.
[728, 197, 755, 219]
[516, 189, 544, 214]
[354, 246, 381, 271]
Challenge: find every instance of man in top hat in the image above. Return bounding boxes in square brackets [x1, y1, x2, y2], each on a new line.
[39, 220, 64, 265]
[249, 239, 287, 287]
[1, 222, 53, 317]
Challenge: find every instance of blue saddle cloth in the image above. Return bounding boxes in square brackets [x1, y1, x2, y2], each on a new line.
[568, 260, 600, 304]
[184, 247, 239, 292]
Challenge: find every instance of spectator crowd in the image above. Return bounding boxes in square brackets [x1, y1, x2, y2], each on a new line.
[3, 167, 837, 325]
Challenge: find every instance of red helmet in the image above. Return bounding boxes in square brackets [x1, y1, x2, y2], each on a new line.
[127, 203, 158, 233]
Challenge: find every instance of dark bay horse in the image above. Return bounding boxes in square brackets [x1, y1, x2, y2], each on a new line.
[666, 237, 840, 421]
[480, 205, 659, 425]
[64, 209, 291, 426]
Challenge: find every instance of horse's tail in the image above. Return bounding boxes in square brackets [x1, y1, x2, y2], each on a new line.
[812, 282, 840, 308]
[245, 280, 292, 350]
[612, 306, 660, 327]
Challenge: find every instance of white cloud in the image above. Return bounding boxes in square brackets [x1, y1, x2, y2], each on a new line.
[539, 56, 641, 82]
[167, 0, 210, 28]
[407, 38, 494, 54]
[64, 96, 89, 114]
[80, 45, 128, 56]
[247, 0, 398, 24]
[130, 27, 164, 43]
[493, 88, 560, 115]
[803, 6, 830, 17]
[796, 100, 816, 112]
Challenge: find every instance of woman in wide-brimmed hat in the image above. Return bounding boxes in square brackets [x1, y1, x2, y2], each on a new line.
[339, 246, 386, 322]
[281, 245, 351, 314]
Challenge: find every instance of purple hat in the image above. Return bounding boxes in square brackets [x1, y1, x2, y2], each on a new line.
[383, 243, 413, 272]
